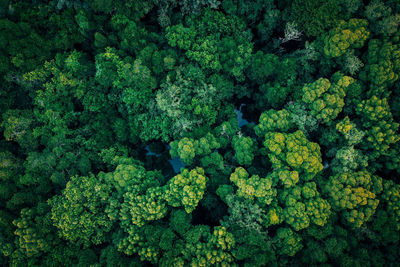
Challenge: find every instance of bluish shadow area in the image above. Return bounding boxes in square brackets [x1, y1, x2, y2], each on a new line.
[169, 157, 185, 173]
[235, 104, 249, 128]
[145, 145, 161, 157]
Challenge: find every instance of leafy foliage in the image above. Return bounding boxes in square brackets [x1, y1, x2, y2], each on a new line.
[1, 1, 400, 266]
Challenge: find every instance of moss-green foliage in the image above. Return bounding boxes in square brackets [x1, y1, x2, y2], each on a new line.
[48, 174, 114, 247]
[170, 133, 221, 165]
[264, 131, 323, 180]
[322, 19, 370, 58]
[254, 109, 294, 137]
[165, 167, 208, 213]
[356, 96, 400, 158]
[274, 227, 303, 256]
[280, 183, 331, 231]
[1, 1, 400, 266]
[301, 73, 355, 124]
[381, 179, 400, 230]
[288, 0, 359, 37]
[324, 171, 382, 228]
[229, 167, 276, 205]
[232, 135, 255, 166]
[365, 0, 400, 36]
[360, 33, 400, 91]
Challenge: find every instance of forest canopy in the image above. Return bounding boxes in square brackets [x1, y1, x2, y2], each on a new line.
[1, 0, 400, 266]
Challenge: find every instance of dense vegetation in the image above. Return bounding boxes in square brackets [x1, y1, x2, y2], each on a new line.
[1, 0, 400, 266]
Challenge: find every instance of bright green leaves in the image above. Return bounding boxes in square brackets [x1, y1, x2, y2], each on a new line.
[272, 169, 300, 188]
[301, 73, 355, 124]
[95, 47, 156, 113]
[229, 167, 276, 205]
[336, 116, 365, 145]
[120, 187, 168, 227]
[324, 171, 382, 228]
[232, 135, 255, 166]
[104, 160, 165, 227]
[170, 133, 220, 165]
[12, 203, 56, 258]
[170, 138, 196, 165]
[102, 160, 160, 195]
[48, 174, 113, 247]
[264, 131, 323, 181]
[254, 109, 294, 137]
[306, 197, 331, 227]
[165, 167, 208, 213]
[115, 224, 163, 263]
[119, 59, 157, 112]
[323, 19, 370, 58]
[257, 126, 331, 233]
[302, 78, 331, 104]
[281, 187, 310, 231]
[94, 47, 164, 143]
[182, 225, 236, 266]
[281, 183, 331, 231]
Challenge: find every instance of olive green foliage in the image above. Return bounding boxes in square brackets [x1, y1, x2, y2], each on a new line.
[324, 171, 382, 228]
[229, 167, 276, 205]
[49, 174, 113, 247]
[280, 182, 331, 230]
[288, 0, 360, 37]
[1, 1, 400, 266]
[165, 167, 208, 213]
[301, 73, 355, 124]
[254, 109, 294, 137]
[322, 19, 370, 58]
[356, 96, 400, 158]
[365, 0, 400, 36]
[360, 34, 400, 90]
[170, 133, 220, 165]
[380, 179, 400, 230]
[274, 227, 303, 256]
[264, 131, 323, 180]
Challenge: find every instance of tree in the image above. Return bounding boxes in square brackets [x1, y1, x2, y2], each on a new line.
[324, 171, 382, 228]
[254, 109, 294, 138]
[170, 133, 221, 165]
[263, 130, 323, 181]
[166, 8, 253, 81]
[48, 173, 113, 247]
[356, 96, 400, 159]
[165, 167, 208, 213]
[274, 227, 303, 256]
[232, 135, 255, 166]
[322, 19, 370, 58]
[301, 73, 355, 124]
[229, 167, 276, 205]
